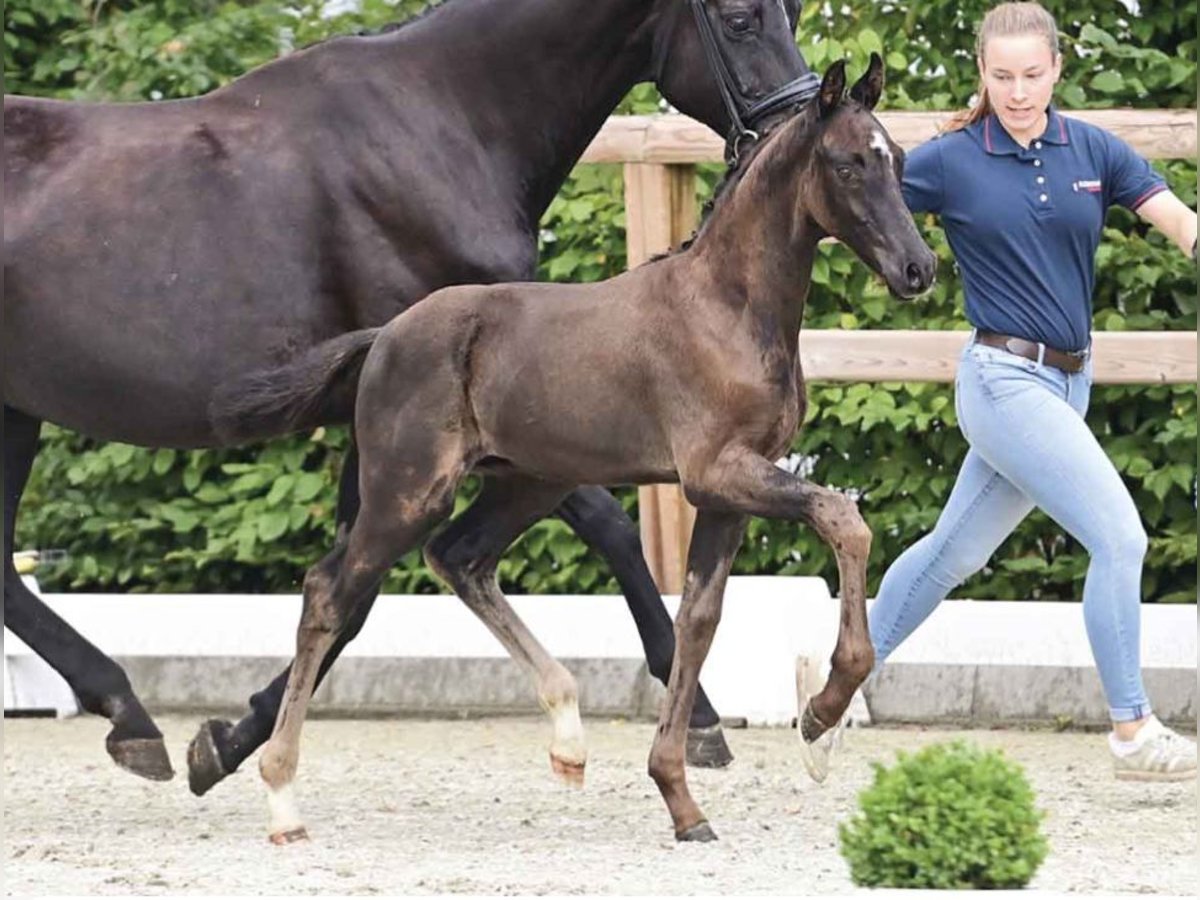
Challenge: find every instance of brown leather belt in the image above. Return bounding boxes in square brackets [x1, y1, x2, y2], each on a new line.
[974, 331, 1088, 374]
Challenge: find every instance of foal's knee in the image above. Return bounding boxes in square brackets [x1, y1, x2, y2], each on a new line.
[823, 494, 871, 557]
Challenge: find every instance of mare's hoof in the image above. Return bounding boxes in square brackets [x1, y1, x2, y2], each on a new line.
[686, 725, 733, 769]
[549, 753, 586, 788]
[676, 820, 718, 842]
[106, 735, 174, 782]
[187, 719, 234, 796]
[268, 826, 310, 845]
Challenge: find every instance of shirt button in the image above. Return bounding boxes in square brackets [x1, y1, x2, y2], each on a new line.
[1035, 141, 1043, 149]
[1037, 176, 1045, 184]
[1033, 159, 1042, 167]
[1039, 193, 1048, 202]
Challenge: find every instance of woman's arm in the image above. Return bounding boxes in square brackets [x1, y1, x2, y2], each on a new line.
[1136, 190, 1197, 257]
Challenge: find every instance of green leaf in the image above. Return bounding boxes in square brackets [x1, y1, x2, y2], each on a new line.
[1089, 70, 1124, 94]
[293, 472, 326, 502]
[858, 29, 883, 57]
[257, 510, 290, 542]
[266, 473, 297, 507]
[152, 448, 176, 476]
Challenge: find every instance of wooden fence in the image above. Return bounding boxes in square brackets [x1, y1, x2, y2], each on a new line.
[576, 109, 1199, 593]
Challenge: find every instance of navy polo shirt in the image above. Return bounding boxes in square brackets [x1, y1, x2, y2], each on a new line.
[902, 105, 1167, 352]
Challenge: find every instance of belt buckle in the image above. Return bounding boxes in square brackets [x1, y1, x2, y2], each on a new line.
[1002, 336, 1036, 363]
[1066, 344, 1090, 365]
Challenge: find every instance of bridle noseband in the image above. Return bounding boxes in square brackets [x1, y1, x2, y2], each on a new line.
[655, 0, 821, 167]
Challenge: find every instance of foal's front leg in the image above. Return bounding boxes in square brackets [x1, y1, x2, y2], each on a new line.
[683, 451, 874, 741]
[647, 510, 747, 841]
[556, 486, 732, 769]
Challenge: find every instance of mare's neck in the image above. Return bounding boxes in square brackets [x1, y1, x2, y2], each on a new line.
[375, 0, 663, 221]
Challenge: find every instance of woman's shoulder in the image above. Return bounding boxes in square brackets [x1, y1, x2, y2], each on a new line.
[907, 125, 980, 173]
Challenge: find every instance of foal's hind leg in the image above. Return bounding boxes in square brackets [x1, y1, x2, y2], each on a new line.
[189, 443, 371, 796]
[258, 483, 457, 843]
[3, 406, 172, 781]
[555, 487, 732, 769]
[424, 476, 587, 785]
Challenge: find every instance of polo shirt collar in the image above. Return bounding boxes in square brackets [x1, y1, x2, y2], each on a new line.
[970, 104, 1070, 156]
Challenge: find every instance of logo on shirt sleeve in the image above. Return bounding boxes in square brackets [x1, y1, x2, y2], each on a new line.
[1072, 179, 1102, 193]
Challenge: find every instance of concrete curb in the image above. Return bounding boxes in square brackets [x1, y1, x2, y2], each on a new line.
[5, 577, 1195, 726]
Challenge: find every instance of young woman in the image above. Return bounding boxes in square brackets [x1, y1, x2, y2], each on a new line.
[800, 2, 1196, 784]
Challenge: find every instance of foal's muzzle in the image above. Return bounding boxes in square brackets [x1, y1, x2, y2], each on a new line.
[884, 249, 937, 300]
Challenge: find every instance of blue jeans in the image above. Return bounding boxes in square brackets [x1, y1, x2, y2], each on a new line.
[869, 336, 1152, 722]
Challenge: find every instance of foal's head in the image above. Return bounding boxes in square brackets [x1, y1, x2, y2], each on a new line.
[799, 55, 937, 299]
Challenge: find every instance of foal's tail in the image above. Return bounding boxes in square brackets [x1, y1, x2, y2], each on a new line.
[210, 328, 382, 444]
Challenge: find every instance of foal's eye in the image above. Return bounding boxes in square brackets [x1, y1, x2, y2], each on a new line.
[836, 165, 854, 181]
[724, 13, 753, 34]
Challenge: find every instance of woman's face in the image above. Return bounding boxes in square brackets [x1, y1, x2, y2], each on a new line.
[978, 33, 1062, 143]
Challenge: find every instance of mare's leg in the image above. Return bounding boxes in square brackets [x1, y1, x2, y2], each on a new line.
[424, 476, 587, 784]
[258, 444, 464, 842]
[3, 405, 172, 781]
[646, 510, 747, 840]
[188, 443, 374, 795]
[555, 486, 731, 768]
[684, 451, 875, 742]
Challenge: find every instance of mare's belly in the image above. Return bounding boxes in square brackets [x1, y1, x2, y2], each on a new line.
[3, 311, 314, 449]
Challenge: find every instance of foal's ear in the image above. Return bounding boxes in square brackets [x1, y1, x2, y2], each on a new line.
[818, 59, 847, 118]
[849, 52, 885, 111]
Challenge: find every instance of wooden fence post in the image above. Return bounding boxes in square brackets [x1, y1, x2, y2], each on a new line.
[623, 162, 699, 595]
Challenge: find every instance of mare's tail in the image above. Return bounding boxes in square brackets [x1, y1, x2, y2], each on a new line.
[210, 328, 382, 443]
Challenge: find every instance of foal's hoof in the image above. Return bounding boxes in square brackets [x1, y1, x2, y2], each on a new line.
[686, 725, 733, 769]
[187, 719, 235, 796]
[549, 753, 586, 788]
[676, 820, 718, 843]
[106, 735, 175, 782]
[268, 826, 310, 845]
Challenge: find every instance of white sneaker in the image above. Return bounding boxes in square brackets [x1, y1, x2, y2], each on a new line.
[795, 656, 845, 784]
[1110, 716, 1197, 782]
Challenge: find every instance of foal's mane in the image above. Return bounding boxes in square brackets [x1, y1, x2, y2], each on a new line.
[649, 100, 822, 262]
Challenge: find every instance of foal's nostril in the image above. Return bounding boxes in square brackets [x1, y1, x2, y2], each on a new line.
[906, 262, 926, 290]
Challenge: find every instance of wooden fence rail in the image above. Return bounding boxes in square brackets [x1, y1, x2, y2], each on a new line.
[584, 110, 1199, 593]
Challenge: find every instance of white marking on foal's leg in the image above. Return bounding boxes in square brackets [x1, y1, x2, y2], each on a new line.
[547, 696, 587, 787]
[869, 129, 893, 165]
[266, 782, 309, 844]
[539, 668, 587, 787]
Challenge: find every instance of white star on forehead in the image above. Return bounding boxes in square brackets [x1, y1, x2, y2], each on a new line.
[869, 129, 893, 164]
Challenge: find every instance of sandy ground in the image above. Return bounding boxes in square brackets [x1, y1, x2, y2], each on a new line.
[3, 714, 1197, 896]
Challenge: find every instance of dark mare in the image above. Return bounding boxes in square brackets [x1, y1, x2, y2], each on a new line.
[2, 0, 819, 788]
[214, 55, 937, 843]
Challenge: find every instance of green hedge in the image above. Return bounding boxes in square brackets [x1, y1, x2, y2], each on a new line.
[8, 1, 1196, 601]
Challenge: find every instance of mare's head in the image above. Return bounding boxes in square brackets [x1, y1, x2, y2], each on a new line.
[799, 54, 936, 298]
[650, 0, 817, 159]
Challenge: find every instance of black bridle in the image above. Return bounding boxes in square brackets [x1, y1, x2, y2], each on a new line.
[655, 0, 821, 167]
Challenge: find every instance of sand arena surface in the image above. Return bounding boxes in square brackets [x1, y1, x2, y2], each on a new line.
[4, 714, 1197, 895]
